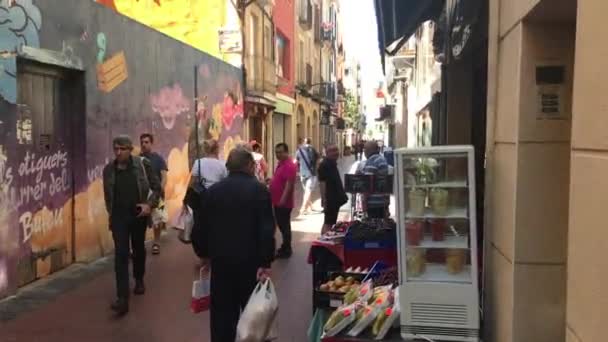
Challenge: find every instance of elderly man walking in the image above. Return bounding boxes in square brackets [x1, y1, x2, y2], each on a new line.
[192, 147, 275, 342]
[358, 141, 390, 219]
[103, 135, 161, 316]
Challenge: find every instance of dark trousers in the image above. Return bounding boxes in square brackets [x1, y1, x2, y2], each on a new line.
[111, 214, 147, 299]
[274, 207, 292, 251]
[210, 260, 258, 342]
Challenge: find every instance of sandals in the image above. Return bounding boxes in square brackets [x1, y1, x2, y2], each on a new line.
[152, 243, 160, 255]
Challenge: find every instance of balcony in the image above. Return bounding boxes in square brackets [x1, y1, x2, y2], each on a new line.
[312, 82, 336, 105]
[298, 0, 312, 29]
[246, 54, 277, 95]
[322, 23, 334, 42]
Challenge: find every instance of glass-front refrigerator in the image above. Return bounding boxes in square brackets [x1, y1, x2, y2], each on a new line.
[394, 145, 480, 342]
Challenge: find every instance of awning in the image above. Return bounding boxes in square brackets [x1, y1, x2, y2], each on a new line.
[374, 0, 444, 72]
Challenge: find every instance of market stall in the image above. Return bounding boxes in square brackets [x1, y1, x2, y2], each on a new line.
[308, 173, 402, 341]
[307, 146, 481, 342]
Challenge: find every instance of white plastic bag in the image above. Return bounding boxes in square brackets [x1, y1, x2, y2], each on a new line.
[236, 279, 279, 342]
[151, 199, 169, 225]
[191, 267, 210, 313]
[172, 206, 194, 242]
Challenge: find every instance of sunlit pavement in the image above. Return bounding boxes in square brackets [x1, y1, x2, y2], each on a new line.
[0, 184, 350, 342]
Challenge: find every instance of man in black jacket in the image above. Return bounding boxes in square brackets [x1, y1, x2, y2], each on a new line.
[192, 147, 275, 342]
[103, 135, 161, 316]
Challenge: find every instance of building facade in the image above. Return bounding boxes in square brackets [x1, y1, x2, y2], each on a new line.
[242, 1, 277, 166]
[271, 0, 296, 168]
[295, 0, 321, 149]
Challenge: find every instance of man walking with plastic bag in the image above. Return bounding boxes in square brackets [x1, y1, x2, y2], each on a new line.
[191, 147, 276, 342]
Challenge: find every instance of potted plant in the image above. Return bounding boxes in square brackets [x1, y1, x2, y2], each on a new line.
[429, 188, 449, 216]
[407, 158, 436, 216]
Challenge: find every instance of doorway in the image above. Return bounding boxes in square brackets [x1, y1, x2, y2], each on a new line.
[15, 59, 85, 285]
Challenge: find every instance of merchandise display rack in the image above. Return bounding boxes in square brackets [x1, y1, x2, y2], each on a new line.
[393, 145, 480, 342]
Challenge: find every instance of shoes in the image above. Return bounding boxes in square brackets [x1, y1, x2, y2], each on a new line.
[133, 280, 145, 295]
[111, 298, 129, 316]
[276, 247, 293, 259]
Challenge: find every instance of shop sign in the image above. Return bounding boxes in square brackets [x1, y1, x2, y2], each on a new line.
[536, 65, 567, 120]
[219, 28, 242, 53]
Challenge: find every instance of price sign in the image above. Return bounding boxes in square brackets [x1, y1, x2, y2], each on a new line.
[373, 174, 394, 194]
[345, 174, 372, 193]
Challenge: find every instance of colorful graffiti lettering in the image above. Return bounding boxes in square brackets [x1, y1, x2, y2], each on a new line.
[0, 0, 42, 103]
[150, 83, 190, 130]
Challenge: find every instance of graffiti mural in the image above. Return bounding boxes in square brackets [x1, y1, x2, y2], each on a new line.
[150, 83, 190, 130]
[96, 0, 235, 62]
[0, 0, 42, 103]
[0, 0, 244, 298]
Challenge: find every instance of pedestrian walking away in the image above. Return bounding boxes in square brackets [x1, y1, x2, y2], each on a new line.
[270, 142, 297, 259]
[250, 140, 269, 183]
[102, 135, 161, 316]
[191, 147, 275, 342]
[296, 137, 319, 215]
[140, 133, 168, 255]
[357, 141, 390, 219]
[318, 144, 348, 234]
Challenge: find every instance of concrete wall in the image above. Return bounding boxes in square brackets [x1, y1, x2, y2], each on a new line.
[485, 0, 576, 341]
[568, 1, 608, 341]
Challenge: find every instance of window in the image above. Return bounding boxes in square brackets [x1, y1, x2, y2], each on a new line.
[264, 24, 273, 61]
[299, 40, 304, 82]
[276, 32, 290, 80]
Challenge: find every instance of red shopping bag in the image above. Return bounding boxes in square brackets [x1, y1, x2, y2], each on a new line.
[191, 267, 210, 313]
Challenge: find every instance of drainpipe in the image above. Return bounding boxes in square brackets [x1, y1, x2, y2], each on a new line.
[480, 0, 500, 331]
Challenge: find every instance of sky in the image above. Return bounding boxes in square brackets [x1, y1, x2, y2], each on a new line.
[340, 0, 385, 123]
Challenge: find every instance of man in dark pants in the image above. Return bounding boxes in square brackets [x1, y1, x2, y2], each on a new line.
[192, 147, 275, 342]
[318, 144, 348, 234]
[269, 143, 297, 259]
[103, 135, 161, 316]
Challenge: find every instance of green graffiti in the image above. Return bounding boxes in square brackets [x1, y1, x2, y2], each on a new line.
[96, 33, 107, 63]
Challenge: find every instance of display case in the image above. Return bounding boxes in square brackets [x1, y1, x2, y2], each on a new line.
[393, 146, 479, 342]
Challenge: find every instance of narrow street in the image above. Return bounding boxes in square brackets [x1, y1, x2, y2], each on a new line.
[0, 186, 350, 342]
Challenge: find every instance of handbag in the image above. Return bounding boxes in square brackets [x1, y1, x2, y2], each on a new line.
[183, 159, 208, 214]
[191, 266, 210, 313]
[173, 206, 194, 242]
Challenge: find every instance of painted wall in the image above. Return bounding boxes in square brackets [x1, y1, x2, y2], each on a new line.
[273, 0, 295, 96]
[0, 0, 243, 298]
[95, 0, 241, 67]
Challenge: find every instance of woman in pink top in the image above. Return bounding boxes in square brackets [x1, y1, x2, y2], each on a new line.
[269, 143, 297, 258]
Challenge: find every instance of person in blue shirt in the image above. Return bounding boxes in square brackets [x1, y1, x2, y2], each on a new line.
[295, 138, 319, 215]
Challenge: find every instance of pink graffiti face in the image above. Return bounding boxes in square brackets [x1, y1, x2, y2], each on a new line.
[150, 84, 190, 129]
[222, 93, 243, 131]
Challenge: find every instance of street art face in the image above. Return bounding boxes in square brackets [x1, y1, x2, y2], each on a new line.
[0, 0, 42, 103]
[150, 83, 190, 130]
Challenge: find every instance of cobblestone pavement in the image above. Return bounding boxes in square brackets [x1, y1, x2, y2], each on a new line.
[0, 184, 350, 342]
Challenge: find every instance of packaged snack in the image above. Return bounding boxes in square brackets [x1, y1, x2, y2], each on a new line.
[357, 280, 374, 303]
[347, 304, 379, 336]
[370, 285, 393, 309]
[374, 291, 401, 340]
[323, 303, 360, 337]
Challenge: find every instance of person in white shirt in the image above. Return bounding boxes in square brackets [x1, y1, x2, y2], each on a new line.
[191, 139, 228, 188]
